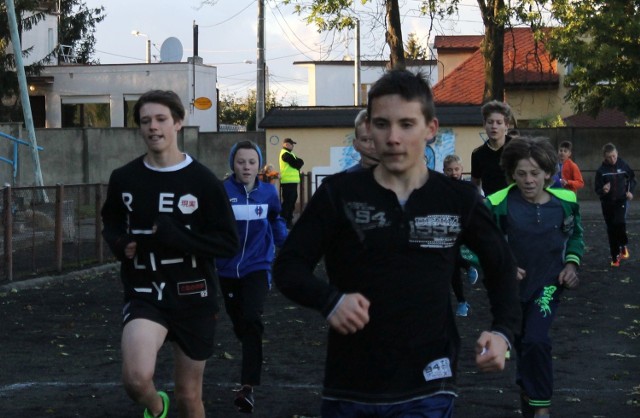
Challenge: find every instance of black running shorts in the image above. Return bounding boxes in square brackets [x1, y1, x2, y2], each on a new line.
[122, 299, 217, 361]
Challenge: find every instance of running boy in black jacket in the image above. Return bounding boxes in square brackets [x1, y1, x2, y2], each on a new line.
[595, 142, 636, 267]
[102, 90, 238, 418]
[274, 69, 521, 417]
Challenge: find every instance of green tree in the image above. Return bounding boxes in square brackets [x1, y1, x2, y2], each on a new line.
[530, 114, 565, 128]
[58, 0, 106, 64]
[0, 0, 47, 120]
[219, 91, 291, 131]
[0, 1, 104, 121]
[547, 0, 640, 118]
[404, 32, 428, 59]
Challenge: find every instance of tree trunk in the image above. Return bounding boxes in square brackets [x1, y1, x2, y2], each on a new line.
[479, 0, 505, 102]
[385, 0, 405, 70]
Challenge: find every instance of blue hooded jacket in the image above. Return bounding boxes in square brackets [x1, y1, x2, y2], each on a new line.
[215, 175, 288, 281]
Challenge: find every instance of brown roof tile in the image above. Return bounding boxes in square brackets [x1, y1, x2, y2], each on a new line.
[433, 35, 483, 50]
[563, 108, 629, 127]
[433, 28, 559, 105]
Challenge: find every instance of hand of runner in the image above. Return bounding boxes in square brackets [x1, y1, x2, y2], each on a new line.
[327, 293, 370, 335]
[124, 242, 137, 259]
[559, 263, 579, 289]
[475, 331, 509, 372]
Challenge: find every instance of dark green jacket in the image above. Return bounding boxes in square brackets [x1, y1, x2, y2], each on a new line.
[485, 184, 584, 266]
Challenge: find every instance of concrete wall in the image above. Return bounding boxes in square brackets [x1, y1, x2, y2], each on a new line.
[0, 124, 264, 186]
[437, 50, 474, 82]
[262, 125, 639, 201]
[2, 124, 637, 201]
[263, 127, 353, 173]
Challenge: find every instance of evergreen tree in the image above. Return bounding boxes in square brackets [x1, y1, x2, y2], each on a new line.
[58, 0, 105, 64]
[404, 32, 427, 60]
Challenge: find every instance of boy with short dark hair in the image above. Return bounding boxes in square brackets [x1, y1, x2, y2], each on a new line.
[102, 90, 239, 418]
[274, 69, 521, 417]
[553, 141, 584, 194]
[471, 100, 515, 196]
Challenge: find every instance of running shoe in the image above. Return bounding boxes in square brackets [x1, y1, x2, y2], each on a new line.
[143, 391, 169, 418]
[456, 302, 470, 317]
[467, 267, 479, 285]
[611, 255, 620, 267]
[620, 246, 630, 260]
[234, 385, 255, 413]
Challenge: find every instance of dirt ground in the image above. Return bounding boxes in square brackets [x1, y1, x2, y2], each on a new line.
[0, 202, 638, 417]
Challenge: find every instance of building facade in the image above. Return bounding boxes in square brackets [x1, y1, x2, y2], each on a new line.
[294, 59, 439, 106]
[31, 60, 218, 131]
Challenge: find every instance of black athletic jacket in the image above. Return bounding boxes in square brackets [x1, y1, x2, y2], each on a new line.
[102, 155, 238, 315]
[595, 157, 636, 203]
[274, 169, 520, 403]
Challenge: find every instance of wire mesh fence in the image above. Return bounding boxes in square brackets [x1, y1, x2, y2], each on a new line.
[1, 184, 113, 284]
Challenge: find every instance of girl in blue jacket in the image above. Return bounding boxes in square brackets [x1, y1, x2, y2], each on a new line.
[215, 141, 288, 413]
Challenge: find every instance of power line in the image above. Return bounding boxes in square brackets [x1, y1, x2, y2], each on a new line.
[265, 0, 318, 60]
[198, 0, 257, 28]
[93, 49, 146, 62]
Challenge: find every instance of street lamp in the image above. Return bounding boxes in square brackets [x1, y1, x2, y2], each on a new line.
[131, 30, 151, 63]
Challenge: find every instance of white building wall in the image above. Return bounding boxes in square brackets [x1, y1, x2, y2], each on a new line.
[300, 62, 439, 106]
[19, 13, 58, 65]
[313, 65, 356, 106]
[37, 62, 218, 131]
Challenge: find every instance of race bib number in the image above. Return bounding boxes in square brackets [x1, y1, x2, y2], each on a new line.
[423, 357, 453, 382]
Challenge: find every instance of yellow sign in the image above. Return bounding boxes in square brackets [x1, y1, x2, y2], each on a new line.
[194, 97, 213, 110]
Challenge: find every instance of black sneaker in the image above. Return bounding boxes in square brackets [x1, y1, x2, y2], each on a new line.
[234, 385, 254, 413]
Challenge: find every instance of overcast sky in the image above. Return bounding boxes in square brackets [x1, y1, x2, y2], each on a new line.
[85, 0, 485, 105]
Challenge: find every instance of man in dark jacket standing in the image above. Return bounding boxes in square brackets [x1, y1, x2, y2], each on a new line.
[595, 142, 636, 267]
[279, 138, 304, 228]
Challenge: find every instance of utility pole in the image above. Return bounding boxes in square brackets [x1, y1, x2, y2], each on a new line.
[5, 0, 47, 198]
[256, 0, 265, 131]
[146, 39, 151, 64]
[354, 19, 361, 106]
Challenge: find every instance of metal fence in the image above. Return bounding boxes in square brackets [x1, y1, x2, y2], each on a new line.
[1, 184, 112, 284]
[0, 174, 316, 284]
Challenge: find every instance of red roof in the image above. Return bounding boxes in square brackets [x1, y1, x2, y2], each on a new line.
[564, 108, 629, 127]
[433, 28, 558, 105]
[433, 35, 483, 50]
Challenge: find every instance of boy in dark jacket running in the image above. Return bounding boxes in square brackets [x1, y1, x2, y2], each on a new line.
[101, 90, 238, 418]
[486, 136, 583, 418]
[274, 69, 521, 417]
[595, 142, 636, 266]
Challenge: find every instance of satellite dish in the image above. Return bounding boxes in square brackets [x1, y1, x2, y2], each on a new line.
[159, 37, 183, 62]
